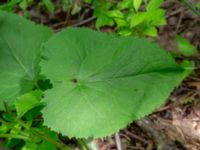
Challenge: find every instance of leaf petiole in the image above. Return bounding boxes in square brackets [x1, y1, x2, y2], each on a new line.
[0, 134, 32, 141]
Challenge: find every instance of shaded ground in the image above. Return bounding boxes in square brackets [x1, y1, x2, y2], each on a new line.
[1, 0, 200, 149]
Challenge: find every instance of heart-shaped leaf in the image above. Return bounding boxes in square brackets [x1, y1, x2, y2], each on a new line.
[41, 28, 193, 138]
[0, 11, 52, 109]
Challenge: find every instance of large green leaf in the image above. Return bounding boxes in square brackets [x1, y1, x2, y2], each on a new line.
[0, 11, 52, 109]
[41, 28, 193, 138]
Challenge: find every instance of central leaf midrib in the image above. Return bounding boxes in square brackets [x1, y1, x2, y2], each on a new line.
[86, 67, 183, 83]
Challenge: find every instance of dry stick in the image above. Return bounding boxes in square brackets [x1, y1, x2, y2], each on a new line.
[124, 129, 148, 144]
[120, 133, 131, 141]
[115, 133, 122, 150]
[137, 119, 166, 150]
[166, 8, 186, 18]
[126, 129, 154, 150]
[72, 16, 96, 27]
[54, 16, 96, 32]
[137, 118, 178, 150]
[175, 10, 184, 34]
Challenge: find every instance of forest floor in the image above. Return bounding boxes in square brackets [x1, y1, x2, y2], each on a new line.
[2, 0, 200, 149]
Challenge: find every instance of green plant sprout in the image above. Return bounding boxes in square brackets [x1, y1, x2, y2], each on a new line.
[0, 0, 167, 37]
[89, 0, 166, 37]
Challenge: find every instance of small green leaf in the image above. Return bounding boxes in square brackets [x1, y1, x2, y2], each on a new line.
[15, 90, 43, 118]
[115, 18, 128, 28]
[176, 35, 197, 56]
[0, 11, 52, 109]
[118, 27, 132, 36]
[130, 12, 147, 27]
[107, 10, 124, 18]
[117, 0, 132, 10]
[41, 28, 193, 138]
[133, 0, 142, 12]
[146, 9, 166, 26]
[42, 0, 55, 13]
[95, 15, 114, 28]
[93, 1, 115, 28]
[93, 1, 114, 28]
[143, 26, 157, 37]
[19, 0, 32, 10]
[0, 124, 9, 134]
[147, 0, 164, 11]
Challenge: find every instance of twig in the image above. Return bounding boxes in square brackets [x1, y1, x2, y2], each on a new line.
[72, 16, 96, 27]
[175, 10, 184, 34]
[137, 118, 178, 150]
[166, 8, 186, 18]
[124, 129, 148, 144]
[115, 133, 122, 150]
[53, 16, 96, 32]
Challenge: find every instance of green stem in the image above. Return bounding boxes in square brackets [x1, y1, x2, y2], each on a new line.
[2, 113, 72, 150]
[31, 129, 72, 150]
[0, 134, 31, 141]
[180, 0, 200, 17]
[77, 139, 89, 150]
[16, 119, 71, 150]
[0, 118, 30, 137]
